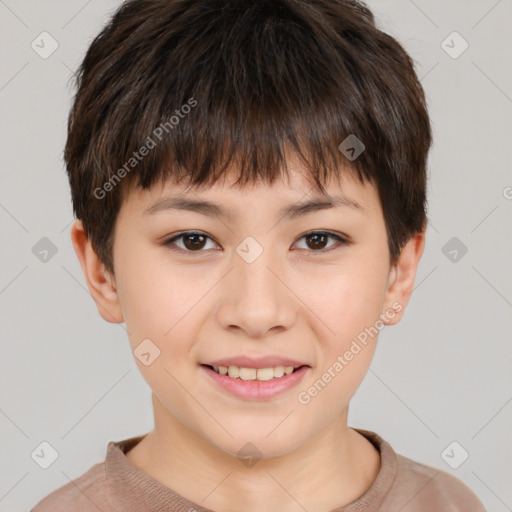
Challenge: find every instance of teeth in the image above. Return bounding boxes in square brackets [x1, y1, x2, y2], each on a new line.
[239, 368, 256, 380]
[273, 366, 285, 378]
[211, 364, 302, 380]
[227, 366, 239, 378]
[256, 368, 274, 381]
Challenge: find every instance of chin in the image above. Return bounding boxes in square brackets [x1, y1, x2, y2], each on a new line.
[205, 423, 309, 462]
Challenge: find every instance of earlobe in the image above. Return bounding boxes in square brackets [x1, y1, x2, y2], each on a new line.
[382, 229, 426, 326]
[70, 220, 124, 324]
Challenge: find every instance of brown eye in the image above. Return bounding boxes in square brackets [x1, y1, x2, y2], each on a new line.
[305, 233, 329, 250]
[165, 231, 217, 253]
[294, 231, 347, 253]
[182, 233, 207, 250]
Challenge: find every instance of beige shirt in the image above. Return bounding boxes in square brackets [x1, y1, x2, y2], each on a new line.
[30, 428, 486, 511]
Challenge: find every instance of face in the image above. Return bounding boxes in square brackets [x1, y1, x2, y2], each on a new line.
[75, 157, 422, 460]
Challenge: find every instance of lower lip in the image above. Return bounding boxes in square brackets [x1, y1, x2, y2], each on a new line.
[200, 365, 309, 400]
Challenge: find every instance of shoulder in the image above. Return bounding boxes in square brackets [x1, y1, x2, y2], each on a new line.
[384, 453, 487, 511]
[29, 461, 111, 512]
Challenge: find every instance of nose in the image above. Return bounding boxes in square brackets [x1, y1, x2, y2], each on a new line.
[215, 246, 297, 339]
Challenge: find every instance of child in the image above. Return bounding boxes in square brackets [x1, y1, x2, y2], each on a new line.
[31, 0, 487, 510]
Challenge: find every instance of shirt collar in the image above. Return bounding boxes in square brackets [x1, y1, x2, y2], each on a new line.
[105, 428, 397, 511]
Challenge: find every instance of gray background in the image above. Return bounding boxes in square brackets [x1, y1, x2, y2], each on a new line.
[1, 0, 511, 510]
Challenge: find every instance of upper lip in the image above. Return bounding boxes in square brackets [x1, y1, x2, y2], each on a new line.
[203, 356, 310, 369]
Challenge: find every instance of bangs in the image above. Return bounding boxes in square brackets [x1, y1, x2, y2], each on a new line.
[65, 0, 431, 272]
[68, 0, 399, 194]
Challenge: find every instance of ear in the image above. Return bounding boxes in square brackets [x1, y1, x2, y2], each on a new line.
[382, 228, 426, 326]
[70, 220, 124, 324]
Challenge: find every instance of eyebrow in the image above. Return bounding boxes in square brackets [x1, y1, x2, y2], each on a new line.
[143, 193, 364, 221]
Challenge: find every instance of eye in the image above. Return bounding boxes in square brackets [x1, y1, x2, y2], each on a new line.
[164, 231, 219, 253]
[164, 230, 348, 255]
[293, 231, 348, 253]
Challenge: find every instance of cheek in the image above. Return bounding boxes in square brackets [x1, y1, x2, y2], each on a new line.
[295, 270, 385, 420]
[304, 259, 389, 344]
[296, 252, 389, 400]
[116, 249, 206, 347]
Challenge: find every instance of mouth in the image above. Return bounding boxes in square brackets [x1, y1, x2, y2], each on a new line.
[199, 355, 311, 400]
[200, 363, 310, 400]
[202, 364, 307, 381]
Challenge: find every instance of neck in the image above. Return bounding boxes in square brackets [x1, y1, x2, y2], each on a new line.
[126, 393, 380, 512]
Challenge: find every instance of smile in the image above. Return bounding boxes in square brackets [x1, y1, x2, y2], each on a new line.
[208, 364, 302, 381]
[201, 364, 310, 400]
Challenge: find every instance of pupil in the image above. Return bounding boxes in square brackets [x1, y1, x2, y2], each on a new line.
[307, 233, 327, 250]
[184, 234, 206, 250]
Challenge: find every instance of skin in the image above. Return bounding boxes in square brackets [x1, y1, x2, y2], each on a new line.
[71, 155, 425, 512]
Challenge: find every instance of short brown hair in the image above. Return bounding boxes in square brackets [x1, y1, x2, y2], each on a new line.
[65, 0, 432, 274]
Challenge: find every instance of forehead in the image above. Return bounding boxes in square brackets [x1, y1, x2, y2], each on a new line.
[119, 159, 381, 221]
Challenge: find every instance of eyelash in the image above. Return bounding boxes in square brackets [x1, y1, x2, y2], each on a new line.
[163, 230, 349, 256]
